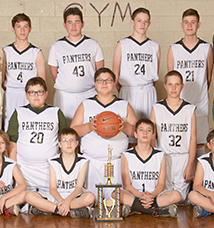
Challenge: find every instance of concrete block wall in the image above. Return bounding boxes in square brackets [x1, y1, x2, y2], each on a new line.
[0, 0, 213, 127]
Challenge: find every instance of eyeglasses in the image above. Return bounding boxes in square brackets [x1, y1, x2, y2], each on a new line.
[61, 138, 77, 143]
[210, 140, 214, 145]
[96, 78, 114, 84]
[27, 90, 45, 97]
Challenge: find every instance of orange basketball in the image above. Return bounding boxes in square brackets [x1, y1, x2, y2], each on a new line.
[95, 111, 121, 139]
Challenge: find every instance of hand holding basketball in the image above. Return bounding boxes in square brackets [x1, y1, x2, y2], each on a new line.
[94, 111, 121, 139]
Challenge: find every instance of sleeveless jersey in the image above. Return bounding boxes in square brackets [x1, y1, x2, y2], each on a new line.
[81, 96, 129, 160]
[119, 37, 159, 86]
[3, 43, 40, 88]
[198, 152, 214, 192]
[153, 99, 195, 155]
[123, 147, 164, 193]
[16, 104, 60, 164]
[48, 36, 104, 93]
[49, 153, 88, 199]
[0, 156, 16, 197]
[171, 39, 210, 115]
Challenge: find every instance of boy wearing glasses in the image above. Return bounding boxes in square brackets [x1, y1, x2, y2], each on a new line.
[188, 129, 214, 217]
[25, 127, 94, 218]
[167, 9, 213, 159]
[3, 13, 46, 131]
[7, 77, 67, 198]
[48, 7, 104, 126]
[71, 67, 137, 202]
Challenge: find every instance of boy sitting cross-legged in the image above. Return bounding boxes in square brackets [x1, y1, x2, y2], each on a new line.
[25, 127, 94, 218]
[112, 118, 181, 218]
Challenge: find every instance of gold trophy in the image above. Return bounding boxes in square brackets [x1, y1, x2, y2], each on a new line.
[95, 145, 123, 222]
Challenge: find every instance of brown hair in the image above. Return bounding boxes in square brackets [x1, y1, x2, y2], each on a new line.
[0, 130, 10, 153]
[58, 127, 79, 142]
[63, 7, 83, 23]
[12, 13, 31, 28]
[182, 9, 200, 22]
[25, 77, 47, 92]
[164, 70, 183, 84]
[135, 118, 154, 133]
[206, 129, 214, 143]
[94, 68, 116, 82]
[131, 7, 150, 21]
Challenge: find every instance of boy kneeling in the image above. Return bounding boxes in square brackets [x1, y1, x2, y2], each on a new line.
[113, 119, 181, 217]
[26, 128, 94, 218]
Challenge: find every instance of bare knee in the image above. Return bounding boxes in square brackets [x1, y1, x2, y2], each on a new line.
[188, 191, 198, 204]
[83, 192, 95, 206]
[173, 190, 182, 203]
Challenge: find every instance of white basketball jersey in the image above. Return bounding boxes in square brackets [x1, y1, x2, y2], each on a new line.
[48, 36, 104, 93]
[81, 96, 129, 160]
[153, 99, 195, 155]
[3, 43, 40, 88]
[171, 39, 210, 114]
[123, 147, 164, 193]
[119, 37, 159, 86]
[198, 152, 214, 192]
[16, 104, 60, 163]
[0, 156, 16, 197]
[49, 153, 88, 199]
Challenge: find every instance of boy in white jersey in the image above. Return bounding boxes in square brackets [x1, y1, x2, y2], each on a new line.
[0, 130, 26, 216]
[114, 118, 181, 218]
[113, 7, 160, 129]
[48, 7, 104, 126]
[167, 8, 213, 159]
[7, 77, 67, 196]
[150, 70, 197, 205]
[2, 13, 46, 131]
[26, 127, 94, 218]
[70, 67, 137, 202]
[189, 130, 214, 217]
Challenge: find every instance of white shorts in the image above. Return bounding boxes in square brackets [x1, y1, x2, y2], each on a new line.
[119, 83, 157, 120]
[119, 84, 156, 143]
[4, 87, 28, 131]
[54, 87, 96, 126]
[17, 160, 49, 193]
[165, 153, 190, 204]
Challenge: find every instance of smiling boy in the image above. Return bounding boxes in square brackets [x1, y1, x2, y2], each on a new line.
[2, 13, 46, 131]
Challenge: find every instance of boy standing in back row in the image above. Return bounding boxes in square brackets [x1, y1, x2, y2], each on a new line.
[2, 13, 46, 131]
[167, 8, 213, 159]
[48, 7, 104, 126]
[113, 7, 160, 125]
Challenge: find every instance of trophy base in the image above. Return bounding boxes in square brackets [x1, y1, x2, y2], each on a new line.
[95, 217, 124, 222]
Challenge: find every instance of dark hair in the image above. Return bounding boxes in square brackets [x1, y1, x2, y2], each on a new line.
[25, 77, 47, 92]
[182, 8, 200, 22]
[131, 7, 150, 21]
[58, 127, 79, 141]
[164, 70, 183, 84]
[12, 13, 31, 28]
[63, 7, 83, 23]
[135, 118, 154, 133]
[206, 129, 214, 143]
[0, 130, 10, 152]
[94, 68, 116, 82]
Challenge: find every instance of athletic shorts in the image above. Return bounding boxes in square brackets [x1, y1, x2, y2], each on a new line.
[54, 88, 96, 126]
[165, 153, 190, 205]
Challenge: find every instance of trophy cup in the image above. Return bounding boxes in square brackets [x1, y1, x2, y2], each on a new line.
[95, 145, 123, 222]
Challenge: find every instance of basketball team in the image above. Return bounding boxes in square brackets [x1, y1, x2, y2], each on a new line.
[0, 5, 213, 220]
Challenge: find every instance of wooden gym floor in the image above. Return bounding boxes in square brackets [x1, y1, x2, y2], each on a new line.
[0, 205, 213, 228]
